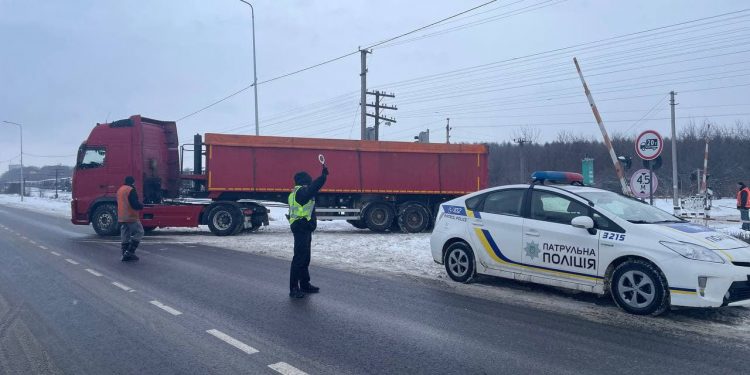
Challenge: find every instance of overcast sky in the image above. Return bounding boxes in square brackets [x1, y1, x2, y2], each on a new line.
[1, 0, 748, 169]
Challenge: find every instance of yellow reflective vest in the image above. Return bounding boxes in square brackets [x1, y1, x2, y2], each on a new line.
[288, 186, 315, 224]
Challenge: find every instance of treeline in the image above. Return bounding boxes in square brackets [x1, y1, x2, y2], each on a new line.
[486, 121, 750, 198]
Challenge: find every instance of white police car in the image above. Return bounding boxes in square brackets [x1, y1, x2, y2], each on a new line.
[431, 171, 750, 315]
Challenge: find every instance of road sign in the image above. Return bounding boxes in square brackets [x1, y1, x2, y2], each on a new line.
[642, 155, 663, 171]
[630, 169, 658, 199]
[635, 130, 663, 160]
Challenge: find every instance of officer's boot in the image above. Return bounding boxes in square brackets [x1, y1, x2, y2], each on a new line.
[121, 242, 133, 261]
[128, 240, 140, 261]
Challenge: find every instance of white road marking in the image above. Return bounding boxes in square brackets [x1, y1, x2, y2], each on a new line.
[20, 236, 27, 239]
[206, 329, 258, 355]
[268, 362, 308, 375]
[29, 240, 37, 245]
[85, 268, 103, 277]
[111, 282, 133, 292]
[149, 300, 182, 316]
[50, 251, 61, 256]
[64, 259, 79, 265]
[38, 245, 48, 250]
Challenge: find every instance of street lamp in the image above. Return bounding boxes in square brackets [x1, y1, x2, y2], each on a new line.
[238, 0, 260, 136]
[2, 120, 23, 201]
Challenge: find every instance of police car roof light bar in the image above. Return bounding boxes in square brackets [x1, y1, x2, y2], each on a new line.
[531, 171, 584, 185]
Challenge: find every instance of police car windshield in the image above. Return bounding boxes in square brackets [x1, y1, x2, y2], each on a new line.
[577, 191, 682, 224]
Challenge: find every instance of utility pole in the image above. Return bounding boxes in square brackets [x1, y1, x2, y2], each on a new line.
[365, 90, 397, 140]
[670, 91, 679, 215]
[359, 49, 371, 140]
[445, 118, 451, 144]
[2, 120, 23, 201]
[514, 137, 528, 182]
[238, 1, 260, 135]
[55, 166, 59, 199]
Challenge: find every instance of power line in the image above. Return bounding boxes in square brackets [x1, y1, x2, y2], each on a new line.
[176, 0, 502, 122]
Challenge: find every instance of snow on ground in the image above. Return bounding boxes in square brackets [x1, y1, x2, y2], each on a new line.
[0, 190, 71, 218]
[3, 192, 750, 341]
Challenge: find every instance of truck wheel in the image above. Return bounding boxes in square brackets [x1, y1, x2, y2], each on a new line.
[610, 259, 669, 316]
[92, 204, 119, 236]
[398, 203, 431, 233]
[444, 241, 476, 283]
[207, 205, 243, 236]
[364, 203, 395, 232]
[347, 220, 368, 229]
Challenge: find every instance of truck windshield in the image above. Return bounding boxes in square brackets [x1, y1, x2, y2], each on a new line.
[577, 191, 683, 224]
[78, 147, 106, 169]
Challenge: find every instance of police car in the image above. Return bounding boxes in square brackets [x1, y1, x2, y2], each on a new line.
[430, 171, 750, 315]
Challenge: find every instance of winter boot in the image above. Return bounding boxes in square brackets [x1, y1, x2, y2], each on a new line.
[128, 240, 140, 261]
[289, 288, 305, 298]
[300, 284, 320, 293]
[121, 243, 134, 261]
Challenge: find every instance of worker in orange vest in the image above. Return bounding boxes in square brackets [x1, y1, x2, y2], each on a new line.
[117, 176, 144, 261]
[738, 182, 750, 231]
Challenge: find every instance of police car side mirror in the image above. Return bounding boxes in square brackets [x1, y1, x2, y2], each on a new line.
[571, 216, 594, 230]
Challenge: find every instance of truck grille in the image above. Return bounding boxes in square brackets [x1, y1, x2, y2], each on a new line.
[725, 280, 750, 304]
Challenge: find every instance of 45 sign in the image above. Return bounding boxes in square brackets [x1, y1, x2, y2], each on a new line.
[630, 168, 658, 199]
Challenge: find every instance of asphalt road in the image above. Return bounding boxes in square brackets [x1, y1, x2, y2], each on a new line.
[1, 204, 749, 374]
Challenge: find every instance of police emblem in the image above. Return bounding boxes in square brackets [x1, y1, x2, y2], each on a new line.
[524, 241, 540, 260]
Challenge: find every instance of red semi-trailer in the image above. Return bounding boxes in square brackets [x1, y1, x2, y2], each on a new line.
[71, 115, 488, 236]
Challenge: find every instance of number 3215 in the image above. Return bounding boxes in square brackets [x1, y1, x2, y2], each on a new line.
[602, 232, 626, 241]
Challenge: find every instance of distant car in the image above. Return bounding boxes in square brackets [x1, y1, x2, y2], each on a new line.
[430, 171, 750, 315]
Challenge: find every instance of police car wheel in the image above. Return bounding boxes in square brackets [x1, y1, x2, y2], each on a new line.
[92, 204, 119, 236]
[610, 259, 669, 316]
[444, 242, 476, 283]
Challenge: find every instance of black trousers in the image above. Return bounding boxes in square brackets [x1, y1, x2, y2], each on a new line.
[290, 229, 312, 291]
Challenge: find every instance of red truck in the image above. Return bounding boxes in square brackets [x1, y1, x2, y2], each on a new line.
[71, 115, 488, 236]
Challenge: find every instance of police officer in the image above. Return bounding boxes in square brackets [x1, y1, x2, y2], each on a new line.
[117, 176, 144, 261]
[738, 182, 750, 231]
[288, 166, 328, 298]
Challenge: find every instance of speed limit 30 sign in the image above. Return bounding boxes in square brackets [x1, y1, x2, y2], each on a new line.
[635, 130, 663, 160]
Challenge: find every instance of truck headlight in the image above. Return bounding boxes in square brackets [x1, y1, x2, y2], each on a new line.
[660, 241, 725, 263]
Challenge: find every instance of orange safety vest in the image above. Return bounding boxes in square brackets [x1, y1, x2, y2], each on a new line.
[738, 187, 750, 209]
[117, 185, 139, 223]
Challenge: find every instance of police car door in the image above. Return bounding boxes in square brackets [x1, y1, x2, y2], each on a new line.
[522, 189, 600, 285]
[468, 188, 526, 271]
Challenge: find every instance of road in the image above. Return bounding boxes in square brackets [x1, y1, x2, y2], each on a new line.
[1, 204, 749, 374]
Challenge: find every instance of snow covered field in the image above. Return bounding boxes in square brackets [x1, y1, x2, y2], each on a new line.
[2, 191, 750, 341]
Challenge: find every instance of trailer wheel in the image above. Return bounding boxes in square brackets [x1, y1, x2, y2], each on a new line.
[92, 204, 119, 236]
[364, 203, 395, 232]
[398, 203, 431, 233]
[207, 205, 243, 236]
[347, 220, 368, 230]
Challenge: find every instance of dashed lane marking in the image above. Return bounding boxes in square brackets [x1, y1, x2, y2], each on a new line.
[85, 269, 103, 277]
[268, 362, 308, 375]
[29, 240, 37, 245]
[149, 300, 183, 316]
[206, 329, 259, 355]
[50, 251, 61, 256]
[38, 245, 48, 250]
[111, 282, 134, 292]
[64, 259, 79, 265]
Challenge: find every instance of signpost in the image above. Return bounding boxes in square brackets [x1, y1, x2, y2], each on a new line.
[634, 130, 663, 205]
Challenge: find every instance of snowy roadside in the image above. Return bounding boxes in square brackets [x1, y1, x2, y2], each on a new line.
[3, 192, 750, 341]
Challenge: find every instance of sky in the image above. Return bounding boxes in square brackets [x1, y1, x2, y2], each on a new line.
[1, 0, 749, 170]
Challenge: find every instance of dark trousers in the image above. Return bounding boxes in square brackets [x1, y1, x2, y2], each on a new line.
[290, 229, 312, 291]
[741, 209, 750, 231]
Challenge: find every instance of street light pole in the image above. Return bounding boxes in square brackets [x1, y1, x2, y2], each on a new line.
[238, 0, 260, 135]
[2, 120, 23, 201]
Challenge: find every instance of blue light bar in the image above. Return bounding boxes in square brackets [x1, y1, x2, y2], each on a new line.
[531, 171, 584, 185]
